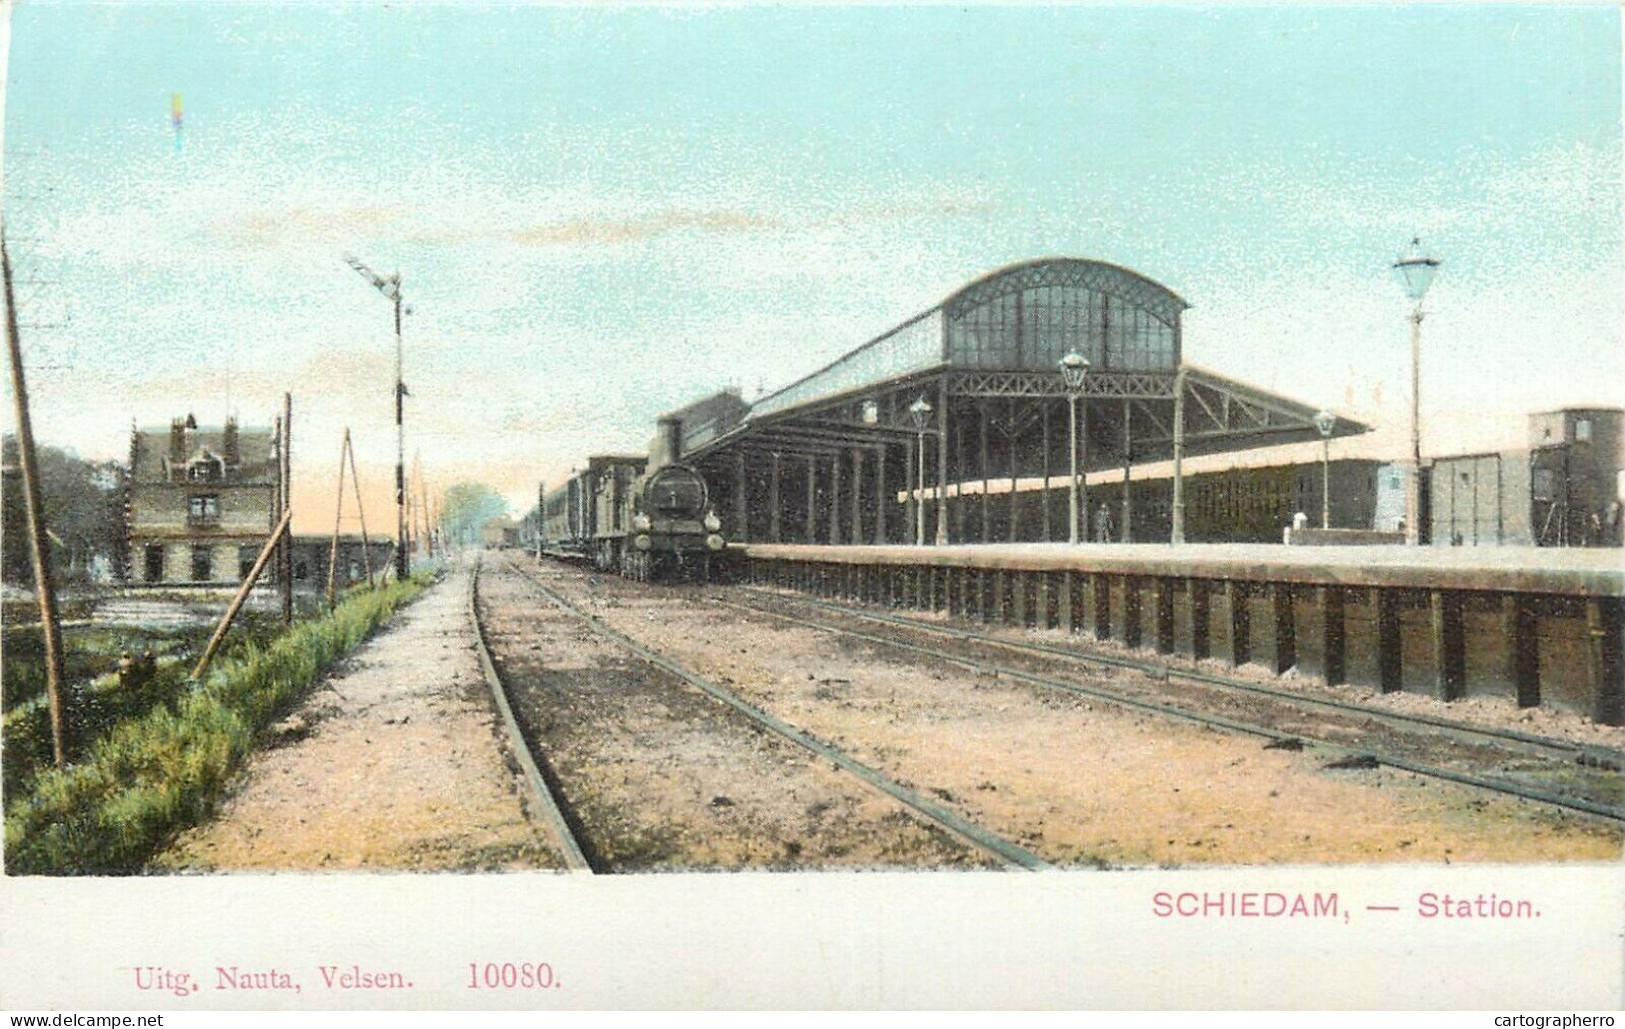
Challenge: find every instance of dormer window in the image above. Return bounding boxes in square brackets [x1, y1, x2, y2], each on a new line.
[187, 452, 224, 483]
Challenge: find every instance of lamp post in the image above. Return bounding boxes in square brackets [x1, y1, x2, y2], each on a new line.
[909, 395, 932, 546]
[1393, 237, 1440, 547]
[345, 254, 410, 580]
[1313, 409, 1336, 529]
[1060, 352, 1089, 544]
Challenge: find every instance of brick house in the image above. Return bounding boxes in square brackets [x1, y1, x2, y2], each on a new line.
[125, 414, 280, 585]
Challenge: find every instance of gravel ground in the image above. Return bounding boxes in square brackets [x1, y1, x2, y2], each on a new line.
[477, 562, 987, 870]
[154, 568, 563, 873]
[533, 560, 1622, 867]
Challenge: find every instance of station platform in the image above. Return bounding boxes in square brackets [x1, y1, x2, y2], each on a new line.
[731, 542, 1625, 725]
[736, 542, 1625, 596]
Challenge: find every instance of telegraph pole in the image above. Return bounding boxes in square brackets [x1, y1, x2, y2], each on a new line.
[4, 229, 67, 767]
[279, 392, 293, 624]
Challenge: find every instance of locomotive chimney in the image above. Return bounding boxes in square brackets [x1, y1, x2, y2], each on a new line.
[658, 416, 683, 463]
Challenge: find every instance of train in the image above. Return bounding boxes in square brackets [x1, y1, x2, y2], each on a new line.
[541, 415, 727, 581]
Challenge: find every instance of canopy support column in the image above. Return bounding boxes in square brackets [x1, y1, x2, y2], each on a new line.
[1172, 369, 1186, 545]
[1121, 398, 1133, 544]
[874, 444, 887, 544]
[806, 456, 817, 544]
[1041, 401, 1052, 542]
[733, 451, 748, 543]
[828, 454, 842, 545]
[979, 402, 991, 543]
[769, 452, 782, 543]
[850, 448, 864, 545]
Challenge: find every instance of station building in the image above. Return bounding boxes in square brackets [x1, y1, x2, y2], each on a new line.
[124, 414, 281, 585]
[661, 257, 1366, 547]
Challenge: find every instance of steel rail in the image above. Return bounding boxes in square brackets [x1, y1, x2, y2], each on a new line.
[467, 557, 594, 873]
[737, 585, 1624, 769]
[504, 558, 1050, 870]
[712, 593, 1625, 827]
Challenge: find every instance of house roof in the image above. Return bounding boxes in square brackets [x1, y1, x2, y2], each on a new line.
[130, 423, 277, 484]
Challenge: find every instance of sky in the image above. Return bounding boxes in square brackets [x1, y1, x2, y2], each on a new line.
[2, 2, 1620, 525]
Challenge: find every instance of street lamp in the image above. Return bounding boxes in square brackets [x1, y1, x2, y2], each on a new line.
[1393, 237, 1440, 546]
[345, 254, 410, 581]
[1313, 409, 1336, 530]
[1060, 351, 1090, 544]
[909, 395, 932, 546]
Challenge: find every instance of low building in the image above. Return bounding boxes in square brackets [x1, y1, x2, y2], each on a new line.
[125, 414, 280, 585]
[288, 535, 397, 590]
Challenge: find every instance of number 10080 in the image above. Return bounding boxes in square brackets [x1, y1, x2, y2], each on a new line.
[467, 963, 559, 990]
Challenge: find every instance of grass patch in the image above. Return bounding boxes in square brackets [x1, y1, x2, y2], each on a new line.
[4, 573, 431, 875]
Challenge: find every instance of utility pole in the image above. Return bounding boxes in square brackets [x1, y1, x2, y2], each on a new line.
[3, 228, 68, 768]
[537, 482, 545, 561]
[279, 392, 293, 624]
[345, 255, 409, 582]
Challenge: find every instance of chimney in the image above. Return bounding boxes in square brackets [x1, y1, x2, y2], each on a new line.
[658, 416, 683, 463]
[223, 416, 240, 467]
[169, 418, 186, 462]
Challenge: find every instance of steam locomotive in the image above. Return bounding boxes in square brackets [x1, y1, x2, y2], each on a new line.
[540, 417, 726, 581]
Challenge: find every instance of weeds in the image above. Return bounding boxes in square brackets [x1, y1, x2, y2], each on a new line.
[4, 575, 430, 874]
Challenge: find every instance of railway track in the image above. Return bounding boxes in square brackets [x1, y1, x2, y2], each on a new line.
[468, 558, 594, 872]
[498, 556, 1049, 870]
[478, 555, 1048, 870]
[716, 584, 1625, 827]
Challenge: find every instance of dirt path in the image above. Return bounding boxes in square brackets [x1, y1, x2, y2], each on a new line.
[533, 560, 1622, 867]
[155, 567, 562, 872]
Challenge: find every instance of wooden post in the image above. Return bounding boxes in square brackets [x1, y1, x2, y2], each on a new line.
[279, 392, 293, 624]
[347, 434, 375, 587]
[326, 429, 349, 610]
[192, 508, 294, 682]
[1191, 580, 1211, 660]
[3, 231, 68, 767]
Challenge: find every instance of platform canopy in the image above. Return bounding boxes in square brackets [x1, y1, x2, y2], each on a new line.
[668, 257, 1369, 546]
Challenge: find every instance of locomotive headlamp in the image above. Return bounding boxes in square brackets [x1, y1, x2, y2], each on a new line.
[634, 534, 652, 551]
[703, 511, 722, 532]
[706, 534, 725, 552]
[633, 513, 652, 532]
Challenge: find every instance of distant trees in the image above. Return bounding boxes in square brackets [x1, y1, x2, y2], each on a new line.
[438, 482, 508, 546]
[1, 436, 126, 586]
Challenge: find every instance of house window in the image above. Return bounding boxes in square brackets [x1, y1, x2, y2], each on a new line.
[191, 545, 213, 582]
[144, 544, 165, 583]
[1576, 419, 1593, 442]
[188, 494, 220, 526]
[238, 545, 258, 580]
